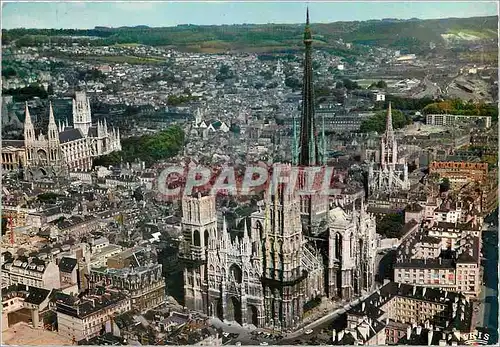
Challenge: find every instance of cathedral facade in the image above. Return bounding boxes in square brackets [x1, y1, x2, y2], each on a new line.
[23, 91, 121, 180]
[178, 178, 378, 329]
[178, 11, 379, 331]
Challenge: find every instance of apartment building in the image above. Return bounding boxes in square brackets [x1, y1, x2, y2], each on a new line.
[333, 282, 473, 345]
[89, 244, 123, 268]
[429, 161, 489, 184]
[55, 288, 130, 342]
[426, 114, 491, 129]
[2, 256, 61, 290]
[394, 221, 482, 298]
[89, 263, 165, 312]
[2, 284, 52, 330]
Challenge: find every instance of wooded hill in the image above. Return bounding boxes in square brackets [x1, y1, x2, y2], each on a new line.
[2, 16, 497, 53]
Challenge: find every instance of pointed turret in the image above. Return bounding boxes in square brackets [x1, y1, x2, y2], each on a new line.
[222, 215, 228, 234]
[48, 102, 56, 125]
[243, 218, 250, 241]
[24, 102, 35, 141]
[24, 102, 32, 126]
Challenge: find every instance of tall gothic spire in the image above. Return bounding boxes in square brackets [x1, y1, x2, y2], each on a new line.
[24, 102, 33, 126]
[24, 102, 34, 140]
[292, 115, 298, 165]
[299, 7, 319, 166]
[385, 102, 393, 134]
[48, 102, 56, 125]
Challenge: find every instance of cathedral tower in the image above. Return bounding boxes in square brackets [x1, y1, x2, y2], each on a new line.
[261, 164, 307, 330]
[73, 91, 92, 137]
[179, 193, 217, 312]
[47, 102, 62, 163]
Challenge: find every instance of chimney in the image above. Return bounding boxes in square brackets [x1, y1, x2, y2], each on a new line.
[413, 285, 417, 296]
[332, 330, 336, 342]
[423, 287, 427, 296]
[428, 330, 434, 345]
[362, 302, 365, 312]
[407, 326, 412, 339]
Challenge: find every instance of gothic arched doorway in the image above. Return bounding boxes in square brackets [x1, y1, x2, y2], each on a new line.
[247, 304, 258, 326]
[212, 299, 223, 320]
[226, 296, 242, 325]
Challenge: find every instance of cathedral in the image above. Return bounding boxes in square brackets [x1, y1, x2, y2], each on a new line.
[178, 10, 379, 330]
[367, 102, 410, 195]
[23, 91, 121, 180]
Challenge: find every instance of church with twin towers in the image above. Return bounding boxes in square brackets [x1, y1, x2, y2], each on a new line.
[179, 10, 379, 330]
[22, 91, 121, 180]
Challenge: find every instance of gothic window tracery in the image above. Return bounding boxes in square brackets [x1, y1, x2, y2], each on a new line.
[193, 230, 201, 247]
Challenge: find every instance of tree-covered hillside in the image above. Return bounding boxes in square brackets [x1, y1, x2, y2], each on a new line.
[2, 16, 497, 53]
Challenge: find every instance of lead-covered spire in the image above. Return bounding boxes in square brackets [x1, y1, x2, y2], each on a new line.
[298, 8, 319, 166]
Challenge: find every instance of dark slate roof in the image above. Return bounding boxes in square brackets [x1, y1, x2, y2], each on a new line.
[88, 126, 98, 137]
[397, 326, 466, 345]
[78, 333, 127, 345]
[58, 257, 78, 273]
[2, 140, 25, 148]
[347, 281, 473, 333]
[406, 203, 424, 212]
[25, 286, 51, 305]
[59, 128, 84, 143]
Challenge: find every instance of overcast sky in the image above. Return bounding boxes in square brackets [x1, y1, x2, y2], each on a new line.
[2, 1, 498, 29]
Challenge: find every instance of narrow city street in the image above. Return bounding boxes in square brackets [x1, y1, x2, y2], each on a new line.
[478, 225, 498, 344]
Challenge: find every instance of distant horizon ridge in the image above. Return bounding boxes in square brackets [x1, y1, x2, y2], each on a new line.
[4, 14, 497, 30]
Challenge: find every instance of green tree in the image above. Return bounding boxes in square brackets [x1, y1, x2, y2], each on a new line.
[342, 78, 359, 90]
[360, 109, 411, 133]
[370, 80, 387, 89]
[94, 125, 185, 167]
[2, 67, 17, 78]
[440, 177, 451, 193]
[376, 213, 405, 238]
[285, 77, 302, 90]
